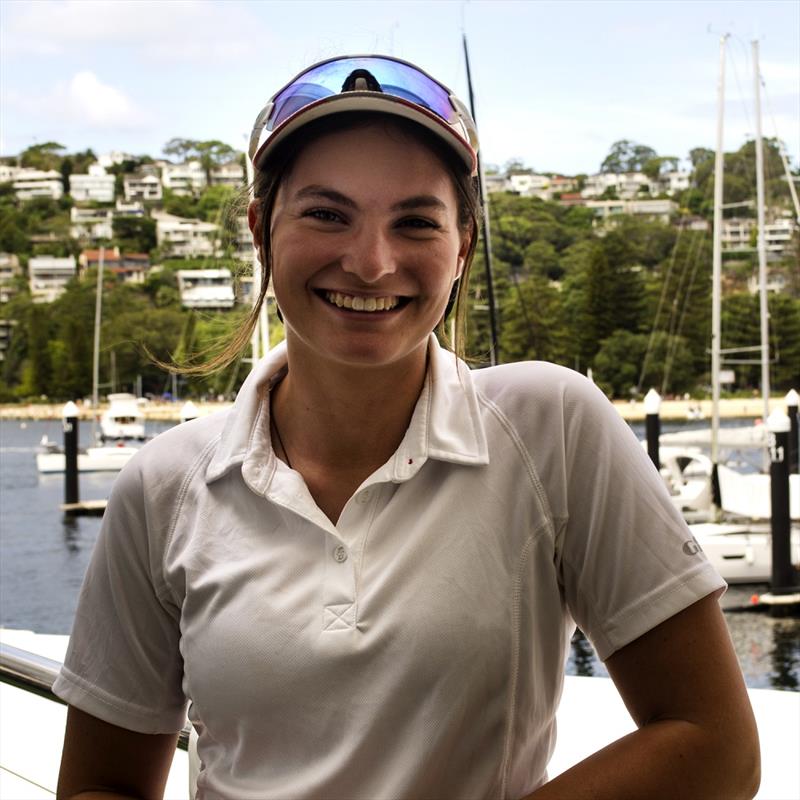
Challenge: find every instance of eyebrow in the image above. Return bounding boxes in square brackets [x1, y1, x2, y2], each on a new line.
[293, 185, 448, 213]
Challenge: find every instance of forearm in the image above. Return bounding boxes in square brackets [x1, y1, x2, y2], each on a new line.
[525, 717, 759, 800]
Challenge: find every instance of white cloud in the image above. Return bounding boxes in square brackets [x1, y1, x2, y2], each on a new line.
[63, 71, 143, 128]
[6, 71, 148, 131]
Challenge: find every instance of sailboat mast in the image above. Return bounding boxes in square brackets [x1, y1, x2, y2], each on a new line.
[711, 36, 727, 468]
[752, 39, 770, 424]
[462, 33, 500, 366]
[91, 246, 104, 441]
[245, 149, 269, 367]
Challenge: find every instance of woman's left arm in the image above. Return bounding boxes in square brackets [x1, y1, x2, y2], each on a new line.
[527, 593, 760, 800]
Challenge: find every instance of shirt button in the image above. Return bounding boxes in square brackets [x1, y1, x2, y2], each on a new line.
[333, 545, 348, 563]
[357, 490, 372, 505]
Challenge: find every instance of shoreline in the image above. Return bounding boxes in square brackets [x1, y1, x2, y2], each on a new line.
[0, 397, 783, 423]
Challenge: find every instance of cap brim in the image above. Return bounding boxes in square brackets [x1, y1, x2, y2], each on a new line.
[252, 92, 477, 176]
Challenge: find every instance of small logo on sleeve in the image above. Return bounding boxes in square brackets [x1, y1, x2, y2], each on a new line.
[682, 537, 702, 556]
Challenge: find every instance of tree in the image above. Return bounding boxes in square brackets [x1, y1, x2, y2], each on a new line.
[113, 216, 157, 254]
[499, 273, 568, 363]
[163, 138, 238, 184]
[642, 155, 680, 182]
[19, 142, 66, 171]
[689, 148, 714, 169]
[593, 330, 695, 397]
[600, 140, 657, 174]
[163, 138, 198, 162]
[195, 140, 237, 185]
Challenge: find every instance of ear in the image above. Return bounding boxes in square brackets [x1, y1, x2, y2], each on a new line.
[247, 198, 261, 239]
[455, 225, 473, 279]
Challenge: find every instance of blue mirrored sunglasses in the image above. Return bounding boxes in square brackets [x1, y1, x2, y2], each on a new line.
[268, 56, 459, 131]
[250, 55, 478, 170]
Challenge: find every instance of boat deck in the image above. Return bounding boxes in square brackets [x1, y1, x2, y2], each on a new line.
[1, 629, 797, 799]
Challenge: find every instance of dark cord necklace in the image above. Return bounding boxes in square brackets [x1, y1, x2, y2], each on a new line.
[270, 409, 292, 470]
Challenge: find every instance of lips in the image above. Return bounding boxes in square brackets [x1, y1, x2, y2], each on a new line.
[322, 290, 403, 312]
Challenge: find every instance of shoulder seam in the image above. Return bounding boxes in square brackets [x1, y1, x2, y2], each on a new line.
[475, 389, 556, 539]
[156, 433, 223, 601]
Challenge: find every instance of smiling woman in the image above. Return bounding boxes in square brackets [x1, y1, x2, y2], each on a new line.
[53, 55, 759, 800]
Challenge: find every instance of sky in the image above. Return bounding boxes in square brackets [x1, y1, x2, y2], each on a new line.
[1, 0, 798, 176]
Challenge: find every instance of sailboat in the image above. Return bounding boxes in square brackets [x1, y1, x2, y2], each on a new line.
[35, 248, 142, 474]
[659, 36, 800, 581]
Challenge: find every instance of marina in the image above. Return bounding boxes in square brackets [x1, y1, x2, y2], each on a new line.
[1, 417, 798, 692]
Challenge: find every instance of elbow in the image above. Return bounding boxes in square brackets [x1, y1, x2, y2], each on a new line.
[738, 737, 761, 800]
[716, 717, 761, 800]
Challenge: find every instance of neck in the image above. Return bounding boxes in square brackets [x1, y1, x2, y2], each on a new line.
[271, 339, 430, 474]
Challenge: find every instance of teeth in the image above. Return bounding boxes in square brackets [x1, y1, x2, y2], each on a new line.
[324, 291, 400, 312]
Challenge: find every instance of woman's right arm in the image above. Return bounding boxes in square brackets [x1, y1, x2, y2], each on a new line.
[57, 706, 179, 800]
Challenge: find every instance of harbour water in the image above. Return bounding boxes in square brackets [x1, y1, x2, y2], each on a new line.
[1, 417, 797, 691]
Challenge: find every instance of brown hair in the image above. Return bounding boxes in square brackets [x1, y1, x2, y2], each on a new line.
[183, 112, 481, 374]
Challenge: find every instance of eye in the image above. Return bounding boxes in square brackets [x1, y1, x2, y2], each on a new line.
[397, 217, 440, 230]
[303, 208, 345, 223]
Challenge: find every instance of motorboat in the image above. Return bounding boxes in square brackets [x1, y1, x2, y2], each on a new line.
[100, 393, 146, 442]
[690, 522, 800, 584]
[36, 435, 139, 474]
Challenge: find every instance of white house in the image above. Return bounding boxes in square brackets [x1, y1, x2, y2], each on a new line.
[0, 164, 20, 183]
[115, 199, 145, 217]
[176, 269, 235, 309]
[722, 216, 797, 257]
[484, 173, 510, 194]
[764, 217, 797, 255]
[584, 198, 677, 225]
[582, 172, 652, 200]
[234, 216, 255, 262]
[123, 174, 162, 202]
[210, 162, 245, 188]
[97, 151, 133, 169]
[0, 253, 21, 304]
[154, 212, 219, 258]
[69, 164, 115, 203]
[28, 256, 77, 303]
[747, 272, 787, 294]
[721, 218, 753, 251]
[661, 170, 691, 196]
[70, 207, 114, 240]
[13, 169, 63, 200]
[161, 161, 206, 196]
[507, 173, 552, 200]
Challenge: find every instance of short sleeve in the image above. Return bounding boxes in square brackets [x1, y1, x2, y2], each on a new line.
[52, 456, 187, 734]
[553, 374, 725, 661]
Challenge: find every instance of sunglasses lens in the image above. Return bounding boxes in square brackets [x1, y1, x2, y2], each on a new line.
[268, 56, 457, 131]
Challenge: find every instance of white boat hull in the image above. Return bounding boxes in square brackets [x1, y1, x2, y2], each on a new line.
[36, 445, 138, 474]
[690, 522, 800, 584]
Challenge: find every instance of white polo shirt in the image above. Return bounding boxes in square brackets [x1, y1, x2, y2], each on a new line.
[54, 335, 724, 800]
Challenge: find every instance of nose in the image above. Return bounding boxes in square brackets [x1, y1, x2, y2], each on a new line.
[340, 226, 398, 283]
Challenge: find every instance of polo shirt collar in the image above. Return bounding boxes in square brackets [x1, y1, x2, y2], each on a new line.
[205, 341, 289, 483]
[205, 334, 489, 487]
[386, 335, 489, 482]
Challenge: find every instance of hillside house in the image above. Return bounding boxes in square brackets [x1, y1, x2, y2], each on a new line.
[79, 248, 150, 284]
[123, 174, 162, 202]
[161, 161, 206, 196]
[154, 212, 219, 258]
[70, 207, 114, 240]
[28, 256, 77, 302]
[176, 269, 235, 309]
[210, 162, 245, 188]
[584, 198, 677, 225]
[12, 169, 64, 201]
[69, 164, 115, 203]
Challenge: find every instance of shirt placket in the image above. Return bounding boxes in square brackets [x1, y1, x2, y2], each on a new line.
[321, 484, 381, 632]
